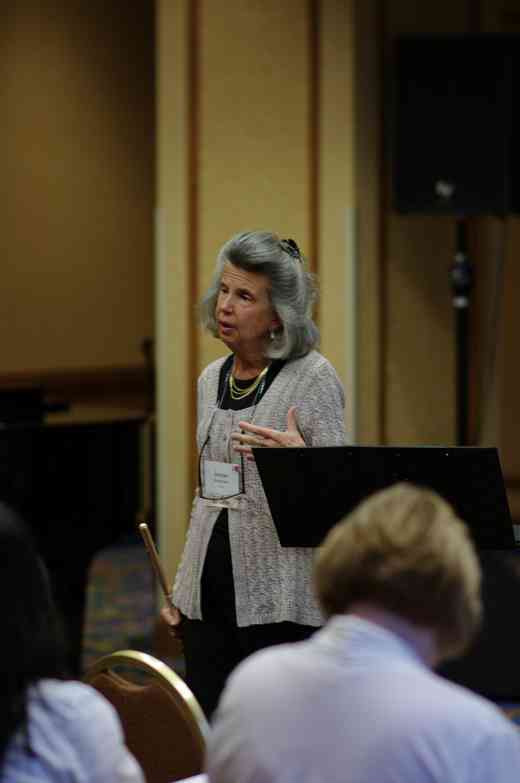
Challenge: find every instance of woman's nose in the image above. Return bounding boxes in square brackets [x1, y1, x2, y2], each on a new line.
[220, 293, 233, 311]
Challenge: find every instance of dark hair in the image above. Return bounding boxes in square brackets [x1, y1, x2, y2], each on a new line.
[0, 503, 67, 764]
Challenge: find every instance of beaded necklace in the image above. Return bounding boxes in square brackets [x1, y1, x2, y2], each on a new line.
[228, 364, 269, 401]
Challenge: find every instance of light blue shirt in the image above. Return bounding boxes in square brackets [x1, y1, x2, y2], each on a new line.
[207, 615, 520, 783]
[2, 680, 144, 783]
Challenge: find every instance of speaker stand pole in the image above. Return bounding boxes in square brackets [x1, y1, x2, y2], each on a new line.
[451, 219, 473, 446]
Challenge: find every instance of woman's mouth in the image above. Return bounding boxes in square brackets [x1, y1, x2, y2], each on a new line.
[219, 321, 234, 334]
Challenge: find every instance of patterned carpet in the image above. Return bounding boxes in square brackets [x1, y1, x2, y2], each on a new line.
[81, 539, 520, 729]
[81, 536, 184, 676]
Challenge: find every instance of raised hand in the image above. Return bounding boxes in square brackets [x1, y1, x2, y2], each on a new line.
[231, 406, 305, 461]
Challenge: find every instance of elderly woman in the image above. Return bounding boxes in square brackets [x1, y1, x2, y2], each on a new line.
[165, 230, 346, 717]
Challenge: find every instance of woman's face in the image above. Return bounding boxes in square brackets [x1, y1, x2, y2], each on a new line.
[216, 262, 280, 358]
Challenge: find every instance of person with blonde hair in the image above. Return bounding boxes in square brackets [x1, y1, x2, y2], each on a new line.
[207, 483, 520, 783]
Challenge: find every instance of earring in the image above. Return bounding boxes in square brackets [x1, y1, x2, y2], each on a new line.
[269, 329, 276, 341]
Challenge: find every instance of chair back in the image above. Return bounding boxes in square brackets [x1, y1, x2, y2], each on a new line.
[84, 649, 209, 783]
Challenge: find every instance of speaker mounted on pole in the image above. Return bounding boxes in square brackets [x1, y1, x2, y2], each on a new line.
[392, 34, 518, 217]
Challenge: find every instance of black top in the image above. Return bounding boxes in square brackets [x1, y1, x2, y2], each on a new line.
[216, 354, 285, 411]
[201, 355, 285, 623]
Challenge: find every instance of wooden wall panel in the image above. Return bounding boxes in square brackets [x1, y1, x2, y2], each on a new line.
[382, 0, 472, 445]
[197, 0, 311, 375]
[157, 0, 356, 570]
[3, 0, 154, 373]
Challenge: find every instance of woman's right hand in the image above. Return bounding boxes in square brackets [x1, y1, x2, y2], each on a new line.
[232, 406, 305, 461]
[160, 604, 184, 639]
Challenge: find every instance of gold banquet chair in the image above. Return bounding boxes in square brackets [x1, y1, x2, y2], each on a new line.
[84, 649, 209, 783]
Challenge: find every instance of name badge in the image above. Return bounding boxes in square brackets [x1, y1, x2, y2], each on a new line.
[202, 460, 241, 498]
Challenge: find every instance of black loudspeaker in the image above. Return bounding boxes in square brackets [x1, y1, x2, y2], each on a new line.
[392, 35, 519, 216]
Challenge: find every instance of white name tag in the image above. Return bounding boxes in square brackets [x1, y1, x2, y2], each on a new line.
[202, 460, 241, 498]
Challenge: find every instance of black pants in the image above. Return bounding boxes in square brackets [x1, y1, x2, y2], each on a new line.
[182, 513, 316, 719]
[182, 616, 315, 720]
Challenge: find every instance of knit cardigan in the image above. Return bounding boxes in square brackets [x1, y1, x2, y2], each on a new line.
[173, 350, 346, 628]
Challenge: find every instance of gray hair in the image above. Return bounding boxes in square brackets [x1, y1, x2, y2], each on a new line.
[200, 231, 319, 360]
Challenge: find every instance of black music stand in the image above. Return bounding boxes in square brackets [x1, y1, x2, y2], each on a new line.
[254, 445, 516, 550]
[255, 445, 520, 701]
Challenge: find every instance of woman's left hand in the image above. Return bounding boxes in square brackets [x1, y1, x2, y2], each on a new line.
[231, 406, 305, 461]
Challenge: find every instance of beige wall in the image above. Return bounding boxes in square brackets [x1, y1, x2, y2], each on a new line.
[477, 2, 520, 511]
[156, 0, 520, 574]
[379, 1, 520, 502]
[348, 1, 473, 449]
[9, 0, 518, 572]
[3, 0, 154, 375]
[156, 0, 192, 583]
[197, 1, 311, 374]
[352, 1, 520, 539]
[156, 0, 355, 577]
[320, 2, 357, 438]
[380, 1, 471, 445]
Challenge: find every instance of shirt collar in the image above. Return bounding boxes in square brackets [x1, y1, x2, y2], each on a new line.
[314, 613, 429, 670]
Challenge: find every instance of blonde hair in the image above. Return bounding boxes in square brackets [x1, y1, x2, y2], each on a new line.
[314, 483, 482, 660]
